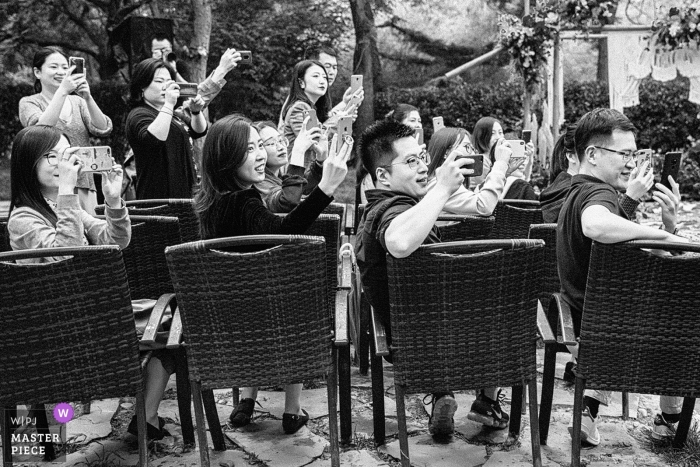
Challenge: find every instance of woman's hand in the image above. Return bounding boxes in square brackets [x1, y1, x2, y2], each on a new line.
[57, 148, 83, 195]
[164, 81, 180, 107]
[295, 117, 322, 153]
[626, 161, 654, 200]
[524, 141, 535, 159]
[318, 135, 352, 196]
[217, 48, 242, 73]
[187, 95, 206, 114]
[101, 164, 124, 207]
[57, 66, 80, 97]
[74, 74, 92, 100]
[653, 176, 681, 233]
[312, 129, 329, 162]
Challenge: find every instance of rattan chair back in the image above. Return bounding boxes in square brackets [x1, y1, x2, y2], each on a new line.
[437, 215, 495, 242]
[96, 199, 199, 243]
[578, 240, 700, 396]
[489, 199, 543, 239]
[0, 217, 9, 252]
[528, 223, 559, 304]
[122, 215, 182, 300]
[165, 235, 332, 390]
[387, 239, 545, 394]
[0, 246, 142, 406]
[304, 214, 341, 307]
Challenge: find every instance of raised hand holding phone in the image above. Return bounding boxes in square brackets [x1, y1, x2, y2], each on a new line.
[318, 134, 352, 196]
[290, 116, 318, 167]
[626, 159, 654, 200]
[653, 175, 681, 233]
[101, 164, 124, 208]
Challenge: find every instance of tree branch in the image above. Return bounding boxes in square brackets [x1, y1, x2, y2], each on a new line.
[21, 33, 99, 57]
[115, 0, 156, 23]
[379, 51, 434, 65]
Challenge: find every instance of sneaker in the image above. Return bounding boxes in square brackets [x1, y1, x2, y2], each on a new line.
[229, 398, 256, 428]
[563, 361, 576, 384]
[467, 390, 509, 429]
[652, 413, 677, 440]
[569, 408, 600, 446]
[424, 391, 458, 438]
[282, 409, 310, 434]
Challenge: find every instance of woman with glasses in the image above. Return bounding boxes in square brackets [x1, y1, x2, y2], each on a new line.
[19, 47, 113, 214]
[253, 121, 324, 213]
[126, 58, 207, 200]
[426, 127, 520, 216]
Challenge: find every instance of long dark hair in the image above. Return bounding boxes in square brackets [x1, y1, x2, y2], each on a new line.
[9, 126, 68, 226]
[472, 117, 499, 155]
[194, 114, 253, 239]
[385, 103, 418, 124]
[129, 58, 176, 108]
[427, 127, 467, 177]
[32, 47, 68, 94]
[280, 60, 331, 123]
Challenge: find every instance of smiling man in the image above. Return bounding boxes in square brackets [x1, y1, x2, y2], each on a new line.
[557, 108, 688, 446]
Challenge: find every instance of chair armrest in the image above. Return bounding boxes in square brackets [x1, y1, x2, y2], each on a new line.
[370, 306, 390, 357]
[537, 299, 556, 344]
[345, 205, 355, 236]
[140, 293, 176, 345]
[334, 289, 349, 346]
[166, 306, 184, 349]
[550, 293, 577, 345]
[338, 243, 354, 289]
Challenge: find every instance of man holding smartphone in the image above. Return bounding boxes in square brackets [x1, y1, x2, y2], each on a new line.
[557, 108, 688, 447]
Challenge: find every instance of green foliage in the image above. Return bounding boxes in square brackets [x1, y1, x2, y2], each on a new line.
[0, 81, 33, 159]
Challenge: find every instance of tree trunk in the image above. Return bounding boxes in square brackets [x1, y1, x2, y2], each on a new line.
[596, 38, 608, 86]
[349, 0, 381, 139]
[190, 0, 212, 84]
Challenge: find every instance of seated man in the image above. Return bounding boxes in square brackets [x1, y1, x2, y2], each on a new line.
[557, 108, 688, 446]
[355, 119, 509, 439]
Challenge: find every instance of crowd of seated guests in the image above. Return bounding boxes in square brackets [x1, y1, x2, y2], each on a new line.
[5, 36, 693, 456]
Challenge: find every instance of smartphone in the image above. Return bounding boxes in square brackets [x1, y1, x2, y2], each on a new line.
[178, 83, 199, 98]
[350, 75, 363, 94]
[69, 57, 85, 75]
[238, 50, 252, 65]
[414, 128, 424, 145]
[506, 139, 527, 164]
[75, 146, 112, 173]
[337, 116, 352, 143]
[660, 152, 682, 190]
[456, 154, 484, 177]
[522, 130, 532, 144]
[636, 149, 653, 175]
[433, 116, 445, 133]
[303, 109, 319, 131]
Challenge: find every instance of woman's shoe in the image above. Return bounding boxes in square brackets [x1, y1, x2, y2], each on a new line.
[127, 415, 170, 440]
[229, 398, 256, 428]
[282, 409, 309, 434]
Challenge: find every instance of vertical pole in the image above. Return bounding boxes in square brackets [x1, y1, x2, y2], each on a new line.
[522, 0, 531, 131]
[552, 36, 563, 141]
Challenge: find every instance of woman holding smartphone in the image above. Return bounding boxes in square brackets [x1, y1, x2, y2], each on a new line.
[126, 58, 207, 200]
[426, 128, 519, 216]
[195, 114, 352, 433]
[19, 47, 112, 214]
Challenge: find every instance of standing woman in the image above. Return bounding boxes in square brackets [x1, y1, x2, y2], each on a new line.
[19, 47, 113, 214]
[386, 103, 422, 131]
[280, 60, 332, 172]
[126, 58, 207, 200]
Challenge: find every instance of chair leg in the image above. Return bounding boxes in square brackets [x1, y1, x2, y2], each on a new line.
[571, 376, 586, 467]
[394, 384, 410, 467]
[201, 389, 226, 451]
[527, 380, 542, 467]
[621, 391, 629, 420]
[192, 381, 211, 467]
[34, 404, 56, 461]
[338, 344, 353, 445]
[328, 346, 340, 467]
[510, 385, 523, 440]
[673, 397, 696, 449]
[174, 347, 195, 447]
[370, 340, 385, 446]
[359, 294, 371, 376]
[135, 391, 149, 467]
[539, 343, 557, 445]
[521, 387, 528, 415]
[232, 388, 240, 407]
[2, 406, 13, 466]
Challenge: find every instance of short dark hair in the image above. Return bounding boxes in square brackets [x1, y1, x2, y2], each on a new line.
[304, 45, 337, 61]
[358, 119, 416, 183]
[385, 103, 418, 124]
[32, 47, 68, 93]
[129, 58, 176, 107]
[151, 34, 172, 45]
[573, 108, 637, 162]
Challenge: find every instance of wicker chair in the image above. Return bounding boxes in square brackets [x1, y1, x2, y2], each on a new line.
[165, 236, 341, 467]
[0, 246, 150, 466]
[489, 199, 543, 239]
[0, 217, 9, 252]
[565, 240, 700, 466]
[437, 215, 495, 242]
[370, 239, 549, 466]
[96, 199, 200, 242]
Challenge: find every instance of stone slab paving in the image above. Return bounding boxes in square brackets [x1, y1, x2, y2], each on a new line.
[379, 434, 487, 467]
[306, 449, 388, 466]
[483, 450, 560, 466]
[66, 398, 120, 444]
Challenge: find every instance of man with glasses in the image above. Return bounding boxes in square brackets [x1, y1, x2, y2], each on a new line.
[558, 108, 688, 446]
[355, 119, 475, 439]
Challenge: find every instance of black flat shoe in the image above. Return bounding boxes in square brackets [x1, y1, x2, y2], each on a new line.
[127, 415, 170, 441]
[230, 398, 256, 428]
[282, 409, 309, 434]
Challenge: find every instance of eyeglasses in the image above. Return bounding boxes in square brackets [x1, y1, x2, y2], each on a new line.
[381, 150, 429, 171]
[41, 150, 66, 166]
[591, 146, 642, 162]
[262, 137, 289, 148]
